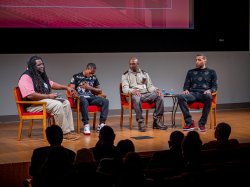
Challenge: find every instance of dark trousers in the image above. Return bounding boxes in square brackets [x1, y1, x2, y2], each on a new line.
[79, 96, 109, 125]
[177, 92, 212, 126]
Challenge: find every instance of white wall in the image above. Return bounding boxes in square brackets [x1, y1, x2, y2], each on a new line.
[0, 52, 250, 116]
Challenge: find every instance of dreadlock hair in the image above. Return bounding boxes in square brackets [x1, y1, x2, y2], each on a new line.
[27, 56, 51, 94]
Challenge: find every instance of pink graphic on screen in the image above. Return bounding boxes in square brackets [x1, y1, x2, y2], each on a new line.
[0, 0, 191, 28]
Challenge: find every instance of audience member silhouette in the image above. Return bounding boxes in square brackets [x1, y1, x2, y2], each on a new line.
[29, 125, 75, 187]
[182, 131, 203, 171]
[114, 152, 146, 187]
[203, 122, 239, 150]
[39, 146, 74, 187]
[91, 125, 116, 162]
[147, 131, 185, 184]
[73, 148, 97, 187]
[162, 131, 203, 187]
[149, 130, 185, 169]
[96, 139, 136, 186]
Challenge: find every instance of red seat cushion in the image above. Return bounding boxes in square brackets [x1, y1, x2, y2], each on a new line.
[188, 102, 204, 109]
[88, 105, 101, 112]
[122, 102, 155, 109]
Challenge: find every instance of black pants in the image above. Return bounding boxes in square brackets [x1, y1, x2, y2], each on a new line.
[177, 92, 212, 126]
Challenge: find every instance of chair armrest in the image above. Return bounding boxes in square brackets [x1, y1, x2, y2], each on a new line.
[121, 93, 131, 97]
[97, 93, 107, 98]
[16, 101, 47, 105]
[211, 91, 217, 96]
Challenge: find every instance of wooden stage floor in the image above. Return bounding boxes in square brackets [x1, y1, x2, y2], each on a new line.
[0, 108, 250, 164]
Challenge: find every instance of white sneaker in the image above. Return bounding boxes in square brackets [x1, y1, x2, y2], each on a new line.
[97, 123, 106, 132]
[83, 124, 91, 135]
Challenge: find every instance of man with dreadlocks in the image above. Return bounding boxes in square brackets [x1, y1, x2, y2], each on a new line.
[18, 56, 79, 141]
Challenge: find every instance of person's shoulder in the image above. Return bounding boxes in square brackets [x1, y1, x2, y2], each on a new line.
[92, 74, 98, 79]
[33, 146, 51, 155]
[123, 70, 129, 75]
[202, 140, 218, 150]
[73, 72, 82, 77]
[141, 69, 148, 74]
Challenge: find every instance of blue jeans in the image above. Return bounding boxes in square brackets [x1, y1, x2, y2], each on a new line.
[177, 92, 212, 126]
[79, 96, 109, 125]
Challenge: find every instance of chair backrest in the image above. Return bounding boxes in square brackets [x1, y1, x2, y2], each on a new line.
[120, 83, 128, 105]
[212, 92, 217, 108]
[14, 87, 25, 115]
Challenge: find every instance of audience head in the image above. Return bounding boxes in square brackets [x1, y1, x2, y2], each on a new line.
[168, 130, 185, 149]
[46, 125, 63, 146]
[75, 148, 96, 165]
[215, 122, 231, 141]
[115, 139, 135, 159]
[99, 125, 116, 144]
[182, 131, 202, 162]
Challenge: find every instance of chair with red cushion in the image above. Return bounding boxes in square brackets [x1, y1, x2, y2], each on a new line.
[181, 92, 217, 129]
[66, 88, 104, 133]
[120, 83, 156, 129]
[14, 87, 54, 141]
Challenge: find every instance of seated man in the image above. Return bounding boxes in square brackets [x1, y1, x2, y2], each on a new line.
[177, 54, 218, 132]
[203, 122, 239, 150]
[18, 56, 79, 140]
[69, 63, 109, 135]
[121, 57, 167, 132]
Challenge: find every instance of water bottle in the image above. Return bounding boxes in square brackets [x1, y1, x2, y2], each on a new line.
[162, 89, 167, 95]
[170, 88, 174, 95]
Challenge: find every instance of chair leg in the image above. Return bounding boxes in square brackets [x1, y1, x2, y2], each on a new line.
[129, 109, 133, 130]
[145, 110, 149, 128]
[93, 113, 97, 130]
[181, 115, 185, 127]
[42, 119, 47, 142]
[214, 108, 217, 129]
[209, 107, 212, 129]
[28, 119, 33, 137]
[17, 120, 23, 141]
[77, 110, 80, 133]
[120, 108, 124, 128]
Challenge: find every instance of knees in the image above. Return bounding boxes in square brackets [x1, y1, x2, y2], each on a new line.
[203, 94, 212, 102]
[102, 98, 109, 106]
[132, 96, 141, 104]
[177, 94, 186, 102]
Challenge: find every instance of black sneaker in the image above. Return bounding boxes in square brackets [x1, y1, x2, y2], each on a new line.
[153, 116, 167, 130]
[138, 121, 146, 132]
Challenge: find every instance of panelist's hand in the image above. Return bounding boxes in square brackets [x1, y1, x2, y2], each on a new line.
[204, 90, 211, 95]
[183, 90, 190, 95]
[156, 89, 163, 97]
[48, 93, 58, 99]
[131, 90, 142, 96]
[68, 87, 78, 98]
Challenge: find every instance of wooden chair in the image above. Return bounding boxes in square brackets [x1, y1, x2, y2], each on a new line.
[66, 88, 105, 133]
[14, 87, 54, 141]
[181, 92, 217, 129]
[120, 83, 156, 129]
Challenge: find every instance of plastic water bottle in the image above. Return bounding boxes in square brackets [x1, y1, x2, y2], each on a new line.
[170, 88, 174, 95]
[162, 89, 167, 95]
